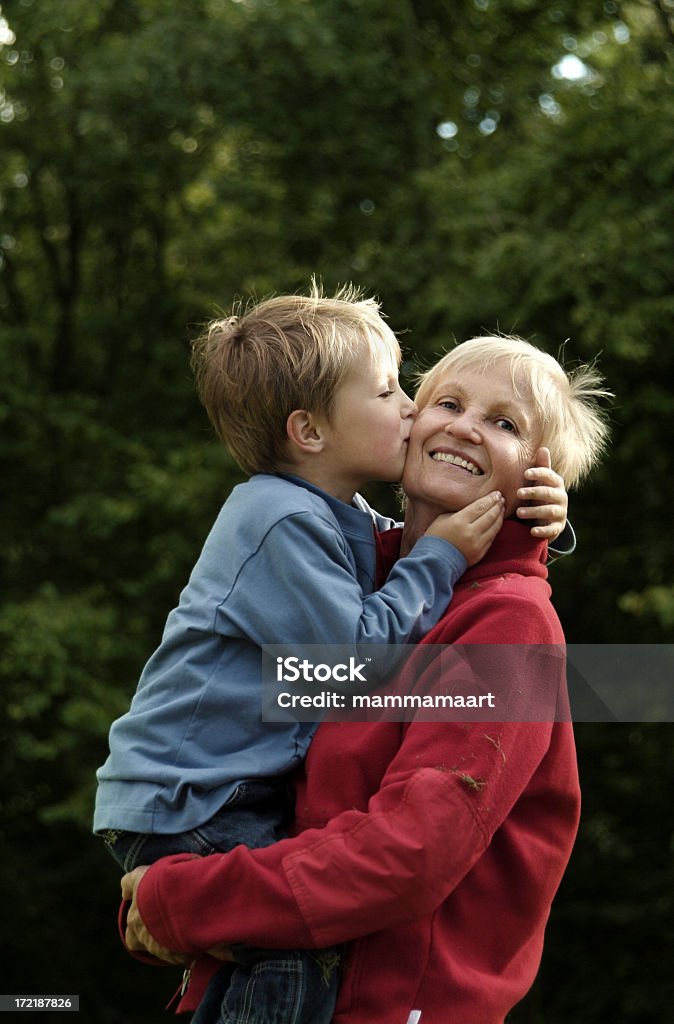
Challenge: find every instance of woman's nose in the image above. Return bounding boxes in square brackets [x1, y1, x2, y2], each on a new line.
[445, 412, 481, 442]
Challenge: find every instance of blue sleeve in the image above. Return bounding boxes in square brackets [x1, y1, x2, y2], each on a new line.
[215, 511, 467, 653]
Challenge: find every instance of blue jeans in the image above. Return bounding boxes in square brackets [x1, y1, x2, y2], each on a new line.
[103, 780, 340, 1024]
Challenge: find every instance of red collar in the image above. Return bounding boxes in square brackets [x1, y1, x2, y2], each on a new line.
[375, 519, 548, 589]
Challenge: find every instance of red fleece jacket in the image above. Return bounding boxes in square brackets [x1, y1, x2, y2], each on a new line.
[135, 521, 580, 1023]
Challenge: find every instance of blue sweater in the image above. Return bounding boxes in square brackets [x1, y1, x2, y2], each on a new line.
[93, 474, 466, 834]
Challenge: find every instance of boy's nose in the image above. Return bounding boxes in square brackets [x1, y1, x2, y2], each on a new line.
[402, 394, 418, 418]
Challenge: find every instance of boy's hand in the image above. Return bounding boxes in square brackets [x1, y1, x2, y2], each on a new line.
[425, 491, 505, 566]
[516, 447, 568, 541]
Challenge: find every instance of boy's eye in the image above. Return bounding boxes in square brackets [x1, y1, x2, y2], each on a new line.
[378, 388, 394, 398]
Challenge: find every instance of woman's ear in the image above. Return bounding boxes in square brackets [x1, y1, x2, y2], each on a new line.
[286, 409, 327, 455]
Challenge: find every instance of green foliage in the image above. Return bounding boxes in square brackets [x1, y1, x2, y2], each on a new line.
[1, 0, 673, 1020]
[0, 585, 128, 823]
[528, 725, 674, 1022]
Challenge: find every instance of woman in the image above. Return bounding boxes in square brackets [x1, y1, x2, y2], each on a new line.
[122, 335, 609, 1023]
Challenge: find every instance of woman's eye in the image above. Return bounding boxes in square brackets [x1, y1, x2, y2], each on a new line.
[439, 400, 459, 411]
[496, 418, 516, 432]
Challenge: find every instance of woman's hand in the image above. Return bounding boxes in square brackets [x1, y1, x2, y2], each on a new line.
[121, 866, 193, 966]
[516, 447, 568, 541]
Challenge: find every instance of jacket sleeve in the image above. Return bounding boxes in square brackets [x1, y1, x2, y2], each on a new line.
[136, 725, 556, 954]
[217, 510, 466, 652]
[136, 601, 564, 953]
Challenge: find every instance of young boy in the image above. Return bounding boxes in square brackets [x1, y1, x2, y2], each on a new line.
[94, 285, 567, 1024]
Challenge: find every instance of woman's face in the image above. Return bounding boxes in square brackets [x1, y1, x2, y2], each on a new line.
[402, 361, 542, 518]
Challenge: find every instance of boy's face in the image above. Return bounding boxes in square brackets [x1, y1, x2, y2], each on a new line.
[317, 335, 417, 501]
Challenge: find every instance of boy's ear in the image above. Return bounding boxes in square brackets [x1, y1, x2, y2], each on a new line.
[286, 409, 327, 455]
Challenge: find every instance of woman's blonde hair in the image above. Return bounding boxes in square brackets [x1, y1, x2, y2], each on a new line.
[414, 335, 612, 487]
[192, 282, 400, 475]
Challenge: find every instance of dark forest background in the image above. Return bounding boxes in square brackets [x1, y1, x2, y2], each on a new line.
[1, 1, 673, 1020]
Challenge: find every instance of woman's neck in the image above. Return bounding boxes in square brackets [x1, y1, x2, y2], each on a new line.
[399, 500, 444, 557]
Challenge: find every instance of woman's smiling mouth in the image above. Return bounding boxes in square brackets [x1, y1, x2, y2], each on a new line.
[430, 450, 483, 476]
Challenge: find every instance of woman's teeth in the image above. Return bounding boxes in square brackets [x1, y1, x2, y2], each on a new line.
[431, 452, 482, 476]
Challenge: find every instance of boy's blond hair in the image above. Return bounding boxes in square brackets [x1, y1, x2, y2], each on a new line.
[414, 335, 611, 488]
[192, 283, 401, 475]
